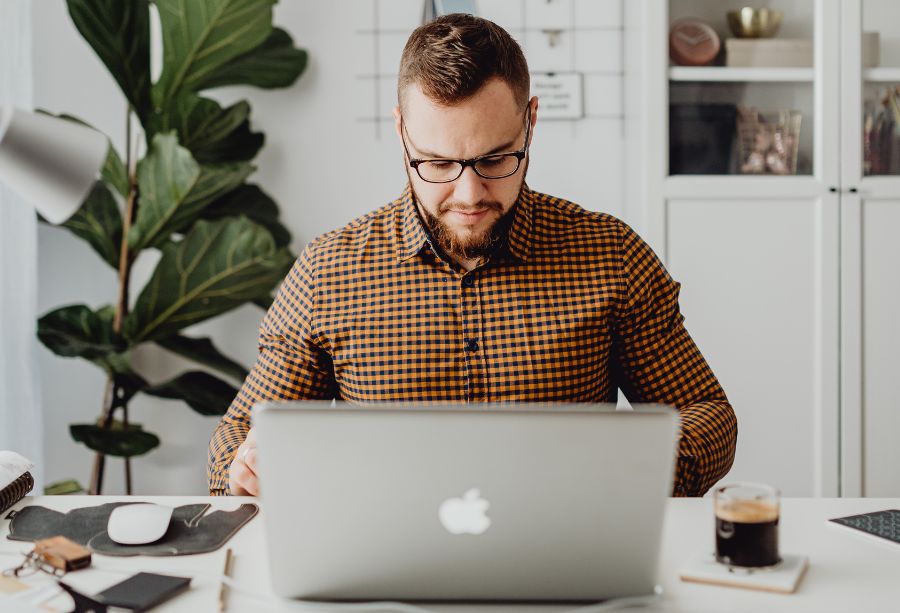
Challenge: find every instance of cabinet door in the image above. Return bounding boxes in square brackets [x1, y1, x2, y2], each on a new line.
[839, 0, 900, 496]
[666, 196, 840, 496]
[841, 191, 900, 497]
[858, 199, 900, 495]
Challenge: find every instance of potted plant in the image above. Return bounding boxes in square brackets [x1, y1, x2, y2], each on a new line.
[37, 0, 306, 494]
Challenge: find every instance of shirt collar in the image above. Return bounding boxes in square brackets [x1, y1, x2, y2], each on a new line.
[395, 183, 534, 263]
[396, 184, 429, 261]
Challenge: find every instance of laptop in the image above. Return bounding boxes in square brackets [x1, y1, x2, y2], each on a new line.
[254, 402, 678, 603]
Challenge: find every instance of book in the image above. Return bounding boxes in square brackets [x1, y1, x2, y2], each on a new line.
[0, 472, 34, 516]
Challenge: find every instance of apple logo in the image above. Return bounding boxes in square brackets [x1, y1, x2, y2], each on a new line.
[439, 488, 492, 535]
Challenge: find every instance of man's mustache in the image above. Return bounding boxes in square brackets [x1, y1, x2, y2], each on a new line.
[438, 200, 503, 215]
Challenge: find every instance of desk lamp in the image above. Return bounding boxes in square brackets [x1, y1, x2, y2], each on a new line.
[0, 106, 107, 223]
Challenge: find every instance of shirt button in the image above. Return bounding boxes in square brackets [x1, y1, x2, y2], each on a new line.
[462, 275, 475, 288]
[465, 338, 479, 352]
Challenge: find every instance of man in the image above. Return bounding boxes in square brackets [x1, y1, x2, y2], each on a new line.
[208, 14, 737, 497]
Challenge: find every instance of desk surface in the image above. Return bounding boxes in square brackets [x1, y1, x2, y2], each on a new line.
[1, 496, 898, 612]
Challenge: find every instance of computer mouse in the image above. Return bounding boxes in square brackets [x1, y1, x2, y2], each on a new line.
[107, 503, 174, 545]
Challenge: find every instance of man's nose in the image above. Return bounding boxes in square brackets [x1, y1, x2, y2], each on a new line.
[452, 165, 488, 207]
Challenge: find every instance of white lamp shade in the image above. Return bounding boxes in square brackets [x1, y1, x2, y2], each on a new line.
[0, 107, 108, 224]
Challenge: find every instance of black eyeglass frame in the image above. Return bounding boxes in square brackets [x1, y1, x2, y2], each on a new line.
[401, 104, 533, 184]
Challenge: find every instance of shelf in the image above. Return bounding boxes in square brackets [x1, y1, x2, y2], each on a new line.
[663, 175, 822, 199]
[669, 67, 815, 82]
[864, 68, 900, 82]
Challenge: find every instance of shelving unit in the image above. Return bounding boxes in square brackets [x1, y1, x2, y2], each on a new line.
[628, 0, 900, 499]
[668, 67, 815, 82]
[863, 67, 900, 82]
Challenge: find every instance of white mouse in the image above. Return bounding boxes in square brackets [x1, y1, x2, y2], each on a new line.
[107, 503, 174, 545]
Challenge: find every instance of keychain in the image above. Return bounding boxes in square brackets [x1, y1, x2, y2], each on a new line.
[2, 535, 92, 578]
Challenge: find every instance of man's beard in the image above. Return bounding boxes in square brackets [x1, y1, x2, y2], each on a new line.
[418, 199, 506, 261]
[407, 165, 527, 262]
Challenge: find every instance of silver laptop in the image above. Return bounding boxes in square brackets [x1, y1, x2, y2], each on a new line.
[254, 402, 678, 602]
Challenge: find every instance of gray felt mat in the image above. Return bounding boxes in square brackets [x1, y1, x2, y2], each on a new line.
[4, 502, 258, 556]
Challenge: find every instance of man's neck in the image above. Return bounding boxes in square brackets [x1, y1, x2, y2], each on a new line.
[456, 257, 480, 272]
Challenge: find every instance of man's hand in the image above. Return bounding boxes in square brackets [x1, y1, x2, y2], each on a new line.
[229, 427, 259, 496]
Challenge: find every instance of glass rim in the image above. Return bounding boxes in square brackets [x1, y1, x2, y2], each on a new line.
[713, 481, 781, 499]
[401, 102, 532, 184]
[415, 156, 523, 183]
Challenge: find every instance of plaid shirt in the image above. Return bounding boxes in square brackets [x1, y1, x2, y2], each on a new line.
[208, 185, 737, 496]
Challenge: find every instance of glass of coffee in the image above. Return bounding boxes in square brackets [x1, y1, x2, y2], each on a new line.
[714, 482, 781, 570]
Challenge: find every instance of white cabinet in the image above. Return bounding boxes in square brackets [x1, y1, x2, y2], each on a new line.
[839, 1, 900, 497]
[626, 0, 899, 496]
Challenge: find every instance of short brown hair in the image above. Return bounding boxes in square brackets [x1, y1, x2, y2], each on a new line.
[398, 14, 529, 110]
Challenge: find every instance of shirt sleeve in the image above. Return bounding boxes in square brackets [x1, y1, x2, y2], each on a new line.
[611, 221, 737, 497]
[207, 243, 336, 495]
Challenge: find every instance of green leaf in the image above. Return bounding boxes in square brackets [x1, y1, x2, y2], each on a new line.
[66, 0, 152, 122]
[252, 294, 274, 310]
[202, 119, 263, 163]
[60, 182, 123, 269]
[157, 334, 249, 382]
[127, 132, 200, 249]
[102, 145, 130, 198]
[124, 216, 294, 342]
[70, 423, 160, 457]
[149, 96, 264, 164]
[152, 0, 275, 105]
[181, 162, 255, 217]
[143, 370, 238, 416]
[36, 305, 145, 387]
[200, 184, 291, 246]
[191, 27, 307, 90]
[128, 132, 254, 250]
[43, 479, 86, 495]
[37, 304, 119, 360]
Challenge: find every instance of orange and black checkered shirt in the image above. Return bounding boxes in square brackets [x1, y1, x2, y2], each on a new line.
[208, 185, 737, 496]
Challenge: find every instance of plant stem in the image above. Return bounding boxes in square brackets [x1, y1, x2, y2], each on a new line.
[89, 108, 139, 495]
[88, 377, 115, 495]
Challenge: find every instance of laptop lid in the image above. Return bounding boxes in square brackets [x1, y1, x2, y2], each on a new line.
[254, 402, 678, 602]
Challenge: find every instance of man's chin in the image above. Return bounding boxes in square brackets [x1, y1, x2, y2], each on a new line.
[443, 229, 496, 259]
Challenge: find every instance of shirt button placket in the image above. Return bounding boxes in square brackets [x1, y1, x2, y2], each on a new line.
[460, 273, 485, 402]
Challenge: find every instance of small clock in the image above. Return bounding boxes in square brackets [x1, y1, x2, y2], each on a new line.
[669, 18, 721, 66]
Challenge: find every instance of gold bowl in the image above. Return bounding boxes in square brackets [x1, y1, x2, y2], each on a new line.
[726, 8, 784, 38]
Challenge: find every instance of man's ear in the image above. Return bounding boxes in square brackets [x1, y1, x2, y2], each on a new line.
[393, 105, 402, 139]
[528, 96, 539, 147]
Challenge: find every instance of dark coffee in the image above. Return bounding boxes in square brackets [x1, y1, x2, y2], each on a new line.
[715, 499, 780, 568]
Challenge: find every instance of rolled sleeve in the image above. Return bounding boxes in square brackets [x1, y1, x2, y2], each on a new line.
[611, 221, 737, 496]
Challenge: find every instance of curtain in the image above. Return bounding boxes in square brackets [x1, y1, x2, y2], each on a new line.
[0, 0, 43, 487]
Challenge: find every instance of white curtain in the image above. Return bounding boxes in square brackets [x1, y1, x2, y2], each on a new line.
[0, 0, 43, 487]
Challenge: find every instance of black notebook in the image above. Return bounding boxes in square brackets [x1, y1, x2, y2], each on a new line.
[96, 572, 191, 612]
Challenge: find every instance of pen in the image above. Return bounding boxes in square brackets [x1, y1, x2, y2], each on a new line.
[219, 547, 233, 612]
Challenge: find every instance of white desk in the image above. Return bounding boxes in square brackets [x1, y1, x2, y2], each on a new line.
[1, 496, 898, 612]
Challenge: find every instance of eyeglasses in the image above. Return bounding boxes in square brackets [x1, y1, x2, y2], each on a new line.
[401, 105, 532, 184]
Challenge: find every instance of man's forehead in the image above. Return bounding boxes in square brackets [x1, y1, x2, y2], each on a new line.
[402, 81, 524, 155]
[404, 79, 520, 119]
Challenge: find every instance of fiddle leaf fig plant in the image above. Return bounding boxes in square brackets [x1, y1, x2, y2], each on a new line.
[37, 0, 306, 494]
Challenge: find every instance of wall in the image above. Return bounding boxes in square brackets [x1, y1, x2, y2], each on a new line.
[32, 0, 630, 494]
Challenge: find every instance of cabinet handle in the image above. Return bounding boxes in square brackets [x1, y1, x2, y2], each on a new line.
[849, 187, 858, 193]
[829, 187, 838, 192]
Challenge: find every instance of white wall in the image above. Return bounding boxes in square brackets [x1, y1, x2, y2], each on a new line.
[32, 0, 630, 494]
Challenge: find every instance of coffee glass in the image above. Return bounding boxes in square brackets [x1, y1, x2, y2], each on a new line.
[714, 482, 781, 570]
